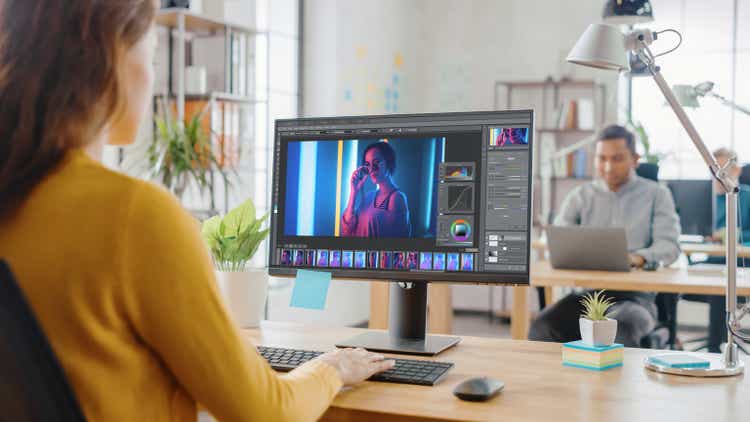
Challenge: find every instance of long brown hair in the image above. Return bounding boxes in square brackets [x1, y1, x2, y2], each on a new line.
[0, 0, 156, 216]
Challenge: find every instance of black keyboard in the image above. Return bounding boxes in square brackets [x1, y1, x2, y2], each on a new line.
[257, 346, 454, 386]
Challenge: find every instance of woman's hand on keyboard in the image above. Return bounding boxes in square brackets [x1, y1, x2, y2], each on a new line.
[317, 348, 395, 385]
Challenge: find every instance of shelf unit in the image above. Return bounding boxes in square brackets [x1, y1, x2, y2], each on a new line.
[494, 78, 606, 226]
[154, 8, 268, 215]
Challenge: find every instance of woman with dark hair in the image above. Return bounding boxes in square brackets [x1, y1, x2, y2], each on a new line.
[0, 1, 392, 421]
[342, 141, 411, 237]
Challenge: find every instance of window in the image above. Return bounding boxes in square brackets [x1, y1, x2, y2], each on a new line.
[630, 0, 748, 179]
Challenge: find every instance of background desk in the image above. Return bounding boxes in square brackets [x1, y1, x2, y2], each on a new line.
[509, 262, 750, 340]
[531, 239, 750, 258]
[246, 322, 749, 422]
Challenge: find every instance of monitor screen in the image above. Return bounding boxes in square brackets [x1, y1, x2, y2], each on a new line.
[269, 111, 533, 284]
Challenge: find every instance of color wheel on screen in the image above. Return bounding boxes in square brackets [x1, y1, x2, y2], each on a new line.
[450, 219, 471, 242]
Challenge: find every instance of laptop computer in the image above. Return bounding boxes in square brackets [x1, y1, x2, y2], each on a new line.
[547, 226, 631, 272]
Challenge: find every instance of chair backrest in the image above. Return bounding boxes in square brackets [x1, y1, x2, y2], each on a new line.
[0, 260, 87, 421]
[636, 162, 659, 182]
[739, 164, 750, 186]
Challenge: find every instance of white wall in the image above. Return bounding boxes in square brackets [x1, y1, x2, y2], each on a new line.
[304, 0, 618, 117]
[302, 0, 618, 321]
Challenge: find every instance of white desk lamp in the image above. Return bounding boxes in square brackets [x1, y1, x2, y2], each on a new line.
[567, 23, 745, 377]
[673, 81, 750, 117]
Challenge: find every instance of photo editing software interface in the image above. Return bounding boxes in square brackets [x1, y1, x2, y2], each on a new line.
[269, 111, 533, 283]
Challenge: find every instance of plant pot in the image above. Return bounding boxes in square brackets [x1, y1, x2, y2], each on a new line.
[579, 317, 618, 347]
[215, 269, 268, 328]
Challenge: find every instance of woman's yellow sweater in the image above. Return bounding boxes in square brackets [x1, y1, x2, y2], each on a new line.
[0, 149, 342, 421]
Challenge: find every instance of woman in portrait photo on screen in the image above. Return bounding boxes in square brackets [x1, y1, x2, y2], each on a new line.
[341, 142, 411, 238]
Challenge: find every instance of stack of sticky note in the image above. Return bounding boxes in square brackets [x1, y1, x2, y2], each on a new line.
[647, 354, 710, 369]
[562, 341, 624, 371]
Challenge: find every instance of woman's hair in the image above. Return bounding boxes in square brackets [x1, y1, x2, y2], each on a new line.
[362, 141, 397, 173]
[0, 0, 156, 216]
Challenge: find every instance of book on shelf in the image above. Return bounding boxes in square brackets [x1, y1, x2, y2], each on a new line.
[564, 99, 578, 130]
[576, 98, 595, 130]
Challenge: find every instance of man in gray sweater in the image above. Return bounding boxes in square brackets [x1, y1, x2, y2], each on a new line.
[529, 125, 681, 347]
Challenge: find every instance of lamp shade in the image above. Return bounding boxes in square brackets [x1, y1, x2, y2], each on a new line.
[603, 0, 654, 25]
[567, 24, 629, 71]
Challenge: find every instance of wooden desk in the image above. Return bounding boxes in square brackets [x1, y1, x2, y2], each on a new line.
[246, 321, 749, 422]
[508, 261, 750, 340]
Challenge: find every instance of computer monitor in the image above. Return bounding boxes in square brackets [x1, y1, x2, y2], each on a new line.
[667, 180, 713, 237]
[269, 111, 534, 354]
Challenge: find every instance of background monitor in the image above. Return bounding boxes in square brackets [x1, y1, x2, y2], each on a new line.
[269, 111, 533, 285]
[667, 180, 713, 237]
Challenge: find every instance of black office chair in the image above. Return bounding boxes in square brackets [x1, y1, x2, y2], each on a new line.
[640, 293, 679, 349]
[738, 164, 750, 186]
[635, 162, 659, 182]
[0, 259, 87, 421]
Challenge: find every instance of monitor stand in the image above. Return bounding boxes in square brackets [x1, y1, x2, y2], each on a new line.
[335, 281, 461, 356]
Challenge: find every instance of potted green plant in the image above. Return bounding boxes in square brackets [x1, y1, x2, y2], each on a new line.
[631, 121, 667, 165]
[202, 199, 270, 327]
[579, 290, 618, 346]
[148, 100, 227, 201]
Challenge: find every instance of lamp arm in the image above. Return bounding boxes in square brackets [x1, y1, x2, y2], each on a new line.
[707, 92, 750, 117]
[636, 48, 737, 192]
[637, 43, 743, 367]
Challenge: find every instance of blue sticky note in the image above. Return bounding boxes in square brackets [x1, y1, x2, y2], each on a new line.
[290, 270, 331, 310]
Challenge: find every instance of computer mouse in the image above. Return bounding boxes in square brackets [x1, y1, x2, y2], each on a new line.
[452, 377, 504, 402]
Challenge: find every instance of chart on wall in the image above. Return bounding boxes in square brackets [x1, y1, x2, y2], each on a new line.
[339, 45, 406, 115]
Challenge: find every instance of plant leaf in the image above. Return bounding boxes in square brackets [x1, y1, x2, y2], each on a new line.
[223, 199, 256, 237]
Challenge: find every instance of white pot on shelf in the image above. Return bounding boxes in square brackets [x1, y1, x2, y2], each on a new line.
[579, 317, 618, 347]
[215, 268, 268, 328]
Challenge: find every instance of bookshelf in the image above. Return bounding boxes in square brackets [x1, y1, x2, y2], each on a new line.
[153, 8, 268, 215]
[494, 78, 607, 226]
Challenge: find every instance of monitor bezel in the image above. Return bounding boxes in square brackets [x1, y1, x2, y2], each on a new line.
[267, 110, 534, 285]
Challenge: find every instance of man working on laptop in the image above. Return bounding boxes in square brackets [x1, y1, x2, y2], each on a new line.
[529, 125, 681, 347]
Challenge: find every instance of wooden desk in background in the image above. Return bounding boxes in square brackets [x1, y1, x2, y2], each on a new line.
[369, 240, 750, 340]
[508, 261, 750, 339]
[246, 322, 749, 422]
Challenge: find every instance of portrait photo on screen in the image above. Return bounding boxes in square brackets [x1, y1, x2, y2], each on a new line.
[489, 127, 529, 147]
[317, 250, 329, 267]
[393, 251, 405, 269]
[446, 253, 460, 271]
[433, 253, 446, 270]
[406, 251, 418, 270]
[283, 137, 446, 239]
[380, 251, 393, 269]
[342, 250, 353, 268]
[419, 252, 433, 271]
[367, 251, 379, 268]
[281, 250, 292, 266]
[293, 250, 305, 266]
[305, 250, 315, 266]
[461, 253, 475, 271]
[329, 250, 342, 267]
[354, 251, 367, 268]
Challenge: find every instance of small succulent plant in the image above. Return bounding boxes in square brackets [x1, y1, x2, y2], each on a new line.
[580, 290, 615, 321]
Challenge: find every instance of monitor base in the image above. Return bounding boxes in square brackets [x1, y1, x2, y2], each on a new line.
[335, 332, 461, 356]
[335, 281, 461, 356]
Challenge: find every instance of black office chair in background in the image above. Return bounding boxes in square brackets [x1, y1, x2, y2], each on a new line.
[635, 162, 659, 182]
[0, 260, 87, 421]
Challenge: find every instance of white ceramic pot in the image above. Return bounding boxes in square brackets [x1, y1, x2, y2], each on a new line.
[215, 269, 268, 328]
[579, 317, 618, 347]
